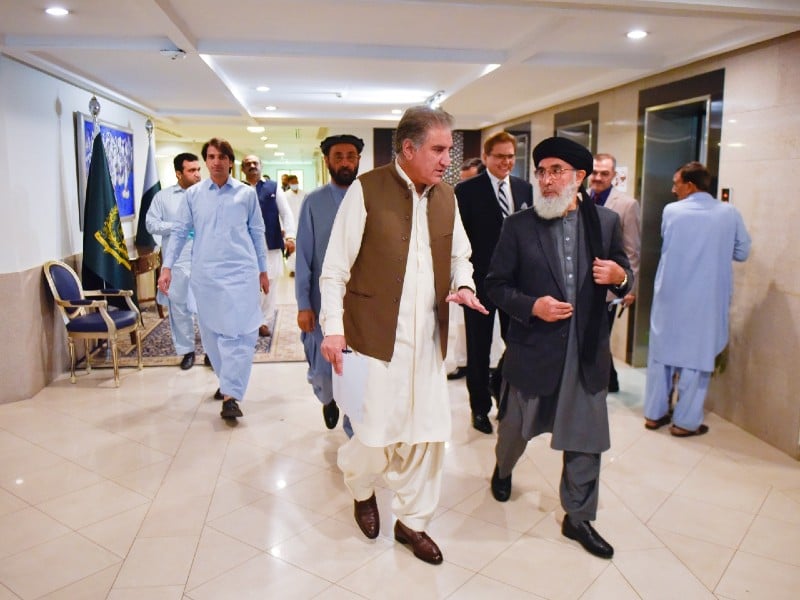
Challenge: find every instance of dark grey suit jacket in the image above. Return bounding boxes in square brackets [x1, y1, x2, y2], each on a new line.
[485, 203, 632, 397]
[456, 172, 532, 308]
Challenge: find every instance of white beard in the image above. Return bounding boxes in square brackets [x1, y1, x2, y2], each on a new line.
[533, 178, 579, 220]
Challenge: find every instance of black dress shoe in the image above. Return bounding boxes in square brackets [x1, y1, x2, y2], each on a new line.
[394, 520, 443, 565]
[354, 494, 380, 539]
[203, 354, 212, 369]
[446, 366, 467, 380]
[490, 465, 511, 502]
[179, 351, 195, 370]
[220, 398, 243, 419]
[561, 516, 614, 559]
[323, 399, 340, 429]
[472, 413, 493, 434]
[213, 388, 224, 400]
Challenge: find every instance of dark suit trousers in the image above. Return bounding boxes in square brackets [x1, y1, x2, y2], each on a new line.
[464, 304, 508, 416]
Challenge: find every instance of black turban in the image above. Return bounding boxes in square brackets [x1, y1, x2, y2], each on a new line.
[320, 134, 364, 156]
[532, 137, 593, 174]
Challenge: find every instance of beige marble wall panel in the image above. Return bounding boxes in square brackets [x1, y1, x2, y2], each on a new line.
[0, 262, 72, 404]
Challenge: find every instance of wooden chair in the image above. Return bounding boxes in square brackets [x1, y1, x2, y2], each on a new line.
[43, 260, 143, 386]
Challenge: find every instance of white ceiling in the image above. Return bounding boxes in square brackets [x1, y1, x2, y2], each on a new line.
[2, 0, 799, 163]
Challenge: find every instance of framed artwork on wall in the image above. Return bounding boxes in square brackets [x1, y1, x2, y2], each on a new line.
[74, 112, 135, 229]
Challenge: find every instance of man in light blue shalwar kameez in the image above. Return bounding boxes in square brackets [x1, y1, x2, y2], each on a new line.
[159, 138, 269, 420]
[146, 152, 202, 370]
[644, 161, 751, 437]
[295, 135, 364, 437]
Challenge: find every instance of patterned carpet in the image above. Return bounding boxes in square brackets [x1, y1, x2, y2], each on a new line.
[84, 303, 304, 368]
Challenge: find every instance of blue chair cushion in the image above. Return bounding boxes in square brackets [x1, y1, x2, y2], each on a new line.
[66, 310, 138, 333]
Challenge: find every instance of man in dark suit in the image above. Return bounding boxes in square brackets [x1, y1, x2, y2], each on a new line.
[485, 137, 632, 559]
[455, 132, 532, 434]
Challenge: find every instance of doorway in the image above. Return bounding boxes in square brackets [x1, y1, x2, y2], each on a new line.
[629, 70, 724, 367]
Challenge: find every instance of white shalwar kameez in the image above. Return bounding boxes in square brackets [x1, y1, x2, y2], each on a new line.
[319, 162, 474, 530]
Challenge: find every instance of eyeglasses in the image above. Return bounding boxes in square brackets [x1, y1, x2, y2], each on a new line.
[489, 153, 515, 161]
[534, 166, 575, 180]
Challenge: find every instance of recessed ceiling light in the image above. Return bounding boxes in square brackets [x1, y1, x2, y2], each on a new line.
[627, 29, 648, 40]
[260, 136, 268, 141]
[256, 86, 270, 92]
[274, 152, 285, 156]
[391, 109, 402, 115]
[265, 105, 277, 111]
[246, 126, 265, 133]
[265, 143, 278, 149]
[45, 7, 69, 16]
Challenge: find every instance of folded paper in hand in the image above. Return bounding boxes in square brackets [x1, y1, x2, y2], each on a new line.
[332, 350, 368, 423]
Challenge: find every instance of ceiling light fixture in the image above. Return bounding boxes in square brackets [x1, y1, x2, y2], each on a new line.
[265, 143, 278, 148]
[627, 29, 648, 40]
[45, 7, 69, 16]
[274, 152, 285, 156]
[247, 126, 265, 133]
[160, 49, 187, 60]
[424, 90, 445, 109]
[391, 109, 402, 115]
[256, 86, 270, 92]
[260, 136, 268, 141]
[265, 105, 277, 111]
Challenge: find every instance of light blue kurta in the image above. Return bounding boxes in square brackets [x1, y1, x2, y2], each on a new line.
[163, 177, 267, 400]
[164, 176, 268, 337]
[145, 184, 195, 355]
[648, 191, 751, 372]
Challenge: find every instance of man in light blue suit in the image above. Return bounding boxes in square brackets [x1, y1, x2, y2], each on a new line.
[295, 134, 364, 436]
[644, 161, 751, 437]
[146, 153, 201, 370]
[159, 138, 269, 421]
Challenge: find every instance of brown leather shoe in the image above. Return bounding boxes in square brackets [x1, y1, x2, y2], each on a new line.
[394, 520, 443, 565]
[353, 494, 379, 539]
[258, 324, 270, 337]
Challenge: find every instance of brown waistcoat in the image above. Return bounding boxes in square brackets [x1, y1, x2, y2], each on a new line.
[343, 163, 455, 362]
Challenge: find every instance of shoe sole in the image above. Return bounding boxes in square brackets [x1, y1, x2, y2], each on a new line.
[670, 424, 709, 437]
[644, 415, 671, 430]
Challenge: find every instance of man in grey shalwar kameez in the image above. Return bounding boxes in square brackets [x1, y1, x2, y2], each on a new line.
[484, 137, 632, 559]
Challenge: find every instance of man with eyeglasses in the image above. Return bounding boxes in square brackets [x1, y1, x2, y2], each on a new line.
[485, 137, 632, 559]
[588, 153, 641, 392]
[295, 134, 364, 435]
[455, 132, 532, 434]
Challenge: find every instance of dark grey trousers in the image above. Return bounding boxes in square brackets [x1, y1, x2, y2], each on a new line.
[495, 386, 601, 521]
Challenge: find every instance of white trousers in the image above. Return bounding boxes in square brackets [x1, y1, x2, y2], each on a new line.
[338, 437, 445, 532]
[260, 249, 284, 326]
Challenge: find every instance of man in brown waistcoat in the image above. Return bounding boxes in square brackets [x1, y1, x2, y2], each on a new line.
[319, 105, 487, 565]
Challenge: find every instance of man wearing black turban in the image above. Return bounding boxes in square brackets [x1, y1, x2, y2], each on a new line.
[484, 136, 633, 559]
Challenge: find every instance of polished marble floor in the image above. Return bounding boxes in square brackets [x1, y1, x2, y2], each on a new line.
[1, 302, 799, 598]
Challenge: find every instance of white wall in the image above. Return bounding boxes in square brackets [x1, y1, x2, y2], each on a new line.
[0, 55, 149, 274]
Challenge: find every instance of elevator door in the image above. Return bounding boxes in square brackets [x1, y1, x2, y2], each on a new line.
[631, 97, 709, 367]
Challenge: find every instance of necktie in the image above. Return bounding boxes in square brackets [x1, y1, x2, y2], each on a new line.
[498, 180, 509, 217]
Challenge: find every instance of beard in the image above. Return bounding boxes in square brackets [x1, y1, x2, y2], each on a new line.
[329, 163, 359, 187]
[533, 176, 580, 220]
